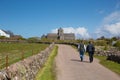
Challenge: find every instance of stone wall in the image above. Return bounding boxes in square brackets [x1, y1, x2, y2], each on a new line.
[95, 47, 120, 64]
[0, 43, 54, 80]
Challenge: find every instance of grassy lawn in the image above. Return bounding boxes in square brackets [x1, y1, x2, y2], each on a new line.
[0, 43, 49, 69]
[95, 55, 120, 75]
[35, 46, 58, 80]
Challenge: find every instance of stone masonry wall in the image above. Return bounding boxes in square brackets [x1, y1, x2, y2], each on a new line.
[95, 47, 120, 64]
[0, 43, 54, 80]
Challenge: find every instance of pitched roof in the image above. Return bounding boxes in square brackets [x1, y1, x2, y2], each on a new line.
[64, 33, 75, 37]
[0, 29, 10, 37]
[47, 33, 57, 37]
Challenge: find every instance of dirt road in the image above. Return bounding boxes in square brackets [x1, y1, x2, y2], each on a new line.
[55, 44, 120, 80]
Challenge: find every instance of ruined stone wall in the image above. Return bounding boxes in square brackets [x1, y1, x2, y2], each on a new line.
[0, 43, 54, 80]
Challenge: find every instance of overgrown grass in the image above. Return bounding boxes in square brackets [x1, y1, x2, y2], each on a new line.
[35, 46, 58, 80]
[95, 55, 120, 75]
[0, 43, 49, 69]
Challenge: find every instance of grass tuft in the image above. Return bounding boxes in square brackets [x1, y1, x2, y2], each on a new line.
[35, 46, 58, 80]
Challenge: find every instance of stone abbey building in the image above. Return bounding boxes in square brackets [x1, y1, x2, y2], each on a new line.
[45, 28, 75, 40]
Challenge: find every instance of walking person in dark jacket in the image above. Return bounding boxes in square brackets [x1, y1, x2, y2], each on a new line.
[78, 41, 86, 61]
[86, 41, 95, 63]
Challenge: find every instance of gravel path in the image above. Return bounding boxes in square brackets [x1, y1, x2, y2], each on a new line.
[55, 44, 120, 80]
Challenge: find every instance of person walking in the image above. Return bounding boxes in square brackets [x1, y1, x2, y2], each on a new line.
[78, 41, 86, 61]
[86, 41, 95, 63]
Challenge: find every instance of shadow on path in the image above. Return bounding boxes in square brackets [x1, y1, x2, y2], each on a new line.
[56, 45, 120, 80]
[70, 59, 90, 63]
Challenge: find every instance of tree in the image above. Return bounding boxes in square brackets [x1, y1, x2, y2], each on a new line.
[111, 36, 118, 41]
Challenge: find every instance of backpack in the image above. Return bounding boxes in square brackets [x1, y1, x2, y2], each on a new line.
[87, 44, 95, 52]
[78, 43, 85, 52]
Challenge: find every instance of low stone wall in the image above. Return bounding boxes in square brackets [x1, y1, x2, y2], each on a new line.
[0, 43, 54, 80]
[95, 48, 120, 64]
[107, 54, 120, 64]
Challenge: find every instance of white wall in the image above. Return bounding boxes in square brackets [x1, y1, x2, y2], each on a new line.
[0, 29, 10, 38]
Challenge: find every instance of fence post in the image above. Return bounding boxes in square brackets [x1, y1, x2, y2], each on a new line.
[21, 51, 24, 60]
[0, 58, 1, 69]
[6, 55, 8, 70]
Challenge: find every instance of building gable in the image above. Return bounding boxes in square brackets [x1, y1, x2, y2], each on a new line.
[0, 29, 10, 38]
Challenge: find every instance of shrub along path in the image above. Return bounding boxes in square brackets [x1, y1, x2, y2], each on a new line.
[55, 44, 120, 80]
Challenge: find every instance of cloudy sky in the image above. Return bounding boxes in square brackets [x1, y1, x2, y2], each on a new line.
[0, 0, 120, 39]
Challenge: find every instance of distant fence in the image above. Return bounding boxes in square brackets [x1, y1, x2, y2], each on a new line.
[0, 49, 39, 70]
[0, 39, 26, 43]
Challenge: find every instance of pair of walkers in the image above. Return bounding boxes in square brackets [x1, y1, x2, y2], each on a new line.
[78, 41, 95, 63]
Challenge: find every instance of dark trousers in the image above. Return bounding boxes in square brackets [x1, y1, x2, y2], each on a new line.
[88, 52, 94, 62]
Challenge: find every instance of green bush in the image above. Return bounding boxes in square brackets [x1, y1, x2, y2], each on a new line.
[113, 40, 120, 50]
[95, 40, 107, 46]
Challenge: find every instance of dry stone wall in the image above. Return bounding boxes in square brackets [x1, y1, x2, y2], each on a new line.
[0, 43, 54, 80]
[95, 47, 120, 64]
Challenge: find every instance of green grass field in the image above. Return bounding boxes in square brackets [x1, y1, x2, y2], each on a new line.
[35, 46, 58, 80]
[0, 43, 49, 69]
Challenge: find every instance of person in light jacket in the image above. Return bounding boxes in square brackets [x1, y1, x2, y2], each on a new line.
[78, 41, 86, 61]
